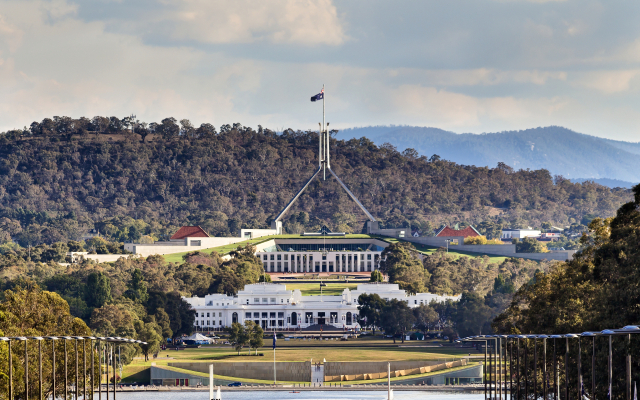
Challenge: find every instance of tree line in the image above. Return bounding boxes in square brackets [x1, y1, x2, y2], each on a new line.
[0, 116, 631, 249]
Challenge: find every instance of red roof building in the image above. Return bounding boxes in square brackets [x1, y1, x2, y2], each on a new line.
[170, 226, 210, 240]
[434, 225, 481, 238]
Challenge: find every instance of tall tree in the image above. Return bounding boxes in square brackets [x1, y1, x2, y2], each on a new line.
[379, 299, 415, 343]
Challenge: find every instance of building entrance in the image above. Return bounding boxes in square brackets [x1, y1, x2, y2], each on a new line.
[317, 312, 326, 325]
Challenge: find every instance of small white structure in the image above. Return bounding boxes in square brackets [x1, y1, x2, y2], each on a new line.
[184, 283, 459, 331]
[501, 228, 541, 240]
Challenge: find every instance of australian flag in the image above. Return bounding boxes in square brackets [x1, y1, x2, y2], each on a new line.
[272, 333, 277, 350]
[310, 88, 324, 102]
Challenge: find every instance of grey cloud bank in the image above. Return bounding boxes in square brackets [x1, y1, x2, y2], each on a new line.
[0, 0, 639, 140]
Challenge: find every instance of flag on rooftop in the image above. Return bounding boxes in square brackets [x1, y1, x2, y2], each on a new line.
[310, 88, 324, 102]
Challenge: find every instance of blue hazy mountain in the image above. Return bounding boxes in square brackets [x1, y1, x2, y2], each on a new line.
[336, 126, 640, 187]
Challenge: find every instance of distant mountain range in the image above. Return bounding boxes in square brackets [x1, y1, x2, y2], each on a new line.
[336, 126, 640, 188]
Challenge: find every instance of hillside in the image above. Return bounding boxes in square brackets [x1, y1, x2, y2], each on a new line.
[0, 118, 632, 246]
[337, 126, 640, 185]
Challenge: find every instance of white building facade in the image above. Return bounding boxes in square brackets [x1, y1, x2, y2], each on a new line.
[501, 228, 542, 240]
[184, 283, 459, 331]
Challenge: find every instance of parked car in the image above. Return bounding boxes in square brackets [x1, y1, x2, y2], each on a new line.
[227, 382, 242, 387]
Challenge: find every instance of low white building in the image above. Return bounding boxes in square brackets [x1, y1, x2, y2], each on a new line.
[183, 283, 459, 331]
[501, 228, 541, 240]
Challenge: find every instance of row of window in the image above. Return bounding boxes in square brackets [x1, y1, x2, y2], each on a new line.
[196, 312, 223, 318]
[262, 253, 378, 261]
[196, 320, 222, 326]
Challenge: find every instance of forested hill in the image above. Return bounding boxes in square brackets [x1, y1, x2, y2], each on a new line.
[0, 118, 632, 246]
[337, 126, 640, 185]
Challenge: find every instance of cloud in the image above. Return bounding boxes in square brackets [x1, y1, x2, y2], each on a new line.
[153, 0, 346, 46]
[574, 70, 640, 94]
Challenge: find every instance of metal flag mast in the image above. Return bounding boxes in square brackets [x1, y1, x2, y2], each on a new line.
[271, 84, 378, 234]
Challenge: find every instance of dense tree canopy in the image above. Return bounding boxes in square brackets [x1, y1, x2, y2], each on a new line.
[0, 117, 631, 246]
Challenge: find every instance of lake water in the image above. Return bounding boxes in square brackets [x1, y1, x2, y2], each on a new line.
[112, 391, 484, 400]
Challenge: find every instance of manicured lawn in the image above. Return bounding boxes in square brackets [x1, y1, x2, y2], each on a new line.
[384, 238, 510, 263]
[283, 283, 359, 296]
[121, 339, 473, 384]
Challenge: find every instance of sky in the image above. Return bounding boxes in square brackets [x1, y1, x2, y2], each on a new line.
[0, 0, 639, 141]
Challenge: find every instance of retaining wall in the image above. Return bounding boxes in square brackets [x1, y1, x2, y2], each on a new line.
[169, 361, 311, 382]
[324, 359, 467, 382]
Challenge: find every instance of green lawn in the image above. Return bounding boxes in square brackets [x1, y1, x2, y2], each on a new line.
[283, 283, 359, 296]
[384, 238, 510, 264]
[121, 340, 471, 383]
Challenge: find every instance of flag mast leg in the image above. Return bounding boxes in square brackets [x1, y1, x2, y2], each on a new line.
[323, 84, 326, 180]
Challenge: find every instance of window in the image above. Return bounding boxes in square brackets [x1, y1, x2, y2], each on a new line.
[284, 254, 288, 261]
[415, 300, 417, 304]
[190, 240, 201, 246]
[195, 320, 198, 326]
[219, 312, 222, 317]
[206, 313, 210, 317]
[201, 320, 204, 326]
[281, 299, 284, 303]
[246, 299, 249, 304]
[367, 254, 372, 260]
[277, 254, 281, 260]
[219, 320, 222, 326]
[270, 298, 276, 303]
[262, 312, 268, 319]
[346, 312, 352, 325]
[262, 298, 268, 303]
[270, 312, 276, 318]
[287, 317, 290, 323]
[263, 254, 268, 260]
[254, 298, 260, 303]
[253, 312, 259, 318]
[206, 320, 210, 326]
[195, 313, 199, 317]
[278, 312, 284, 318]
[270, 254, 274, 260]
[213, 320, 216, 326]
[245, 312, 251, 319]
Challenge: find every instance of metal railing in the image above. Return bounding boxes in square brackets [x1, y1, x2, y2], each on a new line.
[0, 335, 146, 400]
[458, 326, 640, 400]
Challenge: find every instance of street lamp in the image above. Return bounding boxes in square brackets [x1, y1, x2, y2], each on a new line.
[444, 239, 452, 253]
[564, 334, 579, 400]
[581, 332, 599, 400]
[549, 334, 563, 400]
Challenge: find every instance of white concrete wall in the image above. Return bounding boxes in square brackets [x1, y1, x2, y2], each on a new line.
[240, 228, 277, 239]
[82, 254, 142, 263]
[124, 237, 243, 257]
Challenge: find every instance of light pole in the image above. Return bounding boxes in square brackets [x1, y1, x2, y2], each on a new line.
[444, 239, 451, 253]
[538, 335, 549, 400]
[564, 334, 579, 400]
[462, 336, 489, 400]
[549, 335, 563, 400]
[581, 332, 599, 400]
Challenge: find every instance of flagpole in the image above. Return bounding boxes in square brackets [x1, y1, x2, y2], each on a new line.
[323, 84, 326, 180]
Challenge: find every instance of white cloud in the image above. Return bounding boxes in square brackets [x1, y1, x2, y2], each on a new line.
[574, 70, 640, 94]
[162, 0, 346, 46]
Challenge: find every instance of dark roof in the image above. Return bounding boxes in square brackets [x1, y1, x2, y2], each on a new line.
[170, 226, 210, 240]
[434, 225, 481, 238]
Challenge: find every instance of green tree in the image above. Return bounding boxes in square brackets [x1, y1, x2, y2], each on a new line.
[228, 322, 250, 355]
[356, 293, 385, 334]
[370, 270, 384, 282]
[0, 286, 91, 400]
[413, 304, 439, 335]
[515, 237, 546, 253]
[125, 268, 148, 302]
[379, 299, 415, 344]
[136, 320, 163, 361]
[85, 271, 112, 308]
[247, 320, 264, 355]
[453, 292, 492, 338]
[379, 242, 429, 293]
